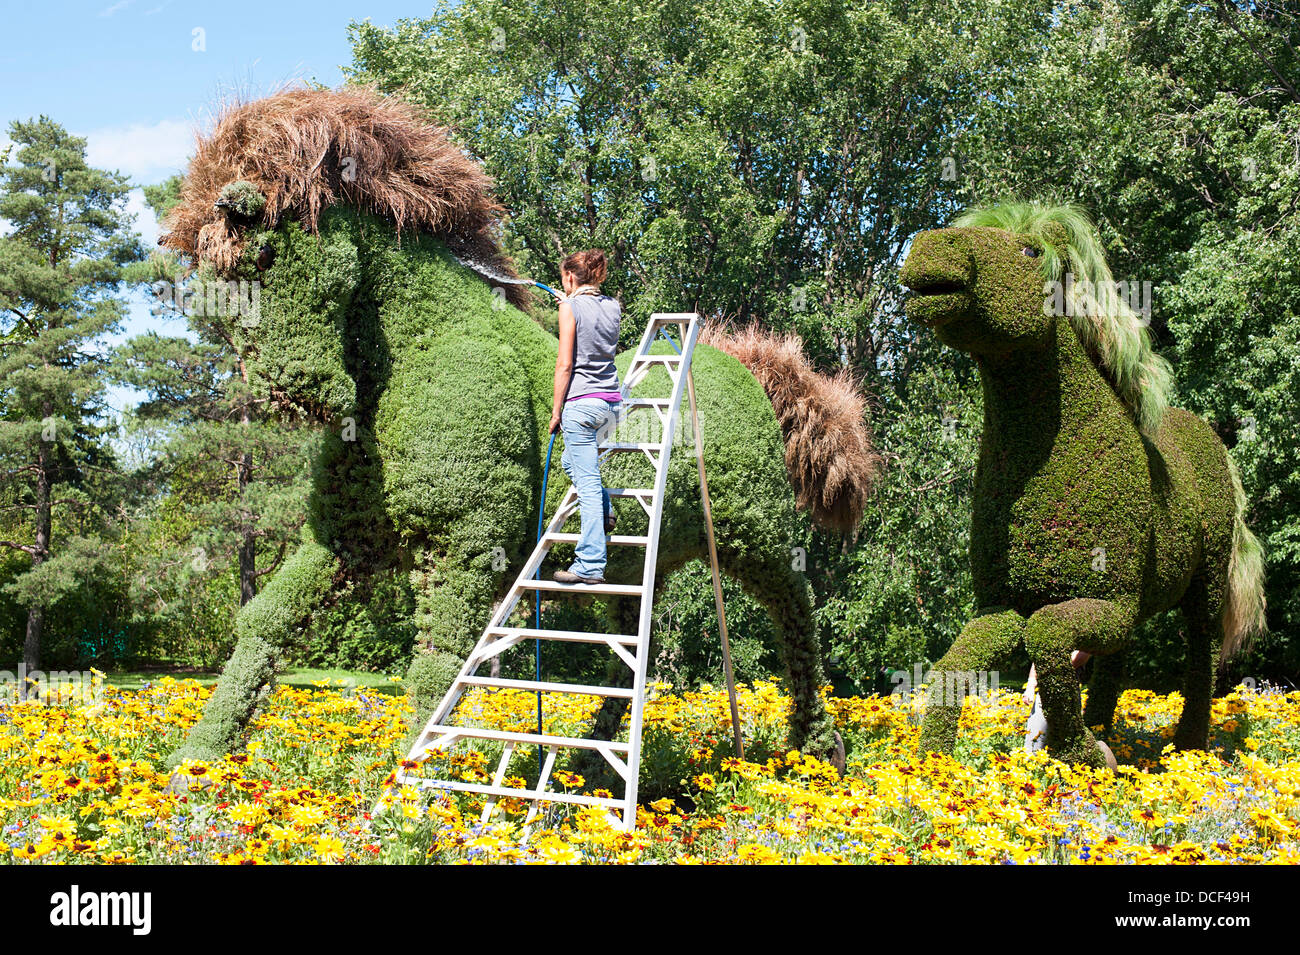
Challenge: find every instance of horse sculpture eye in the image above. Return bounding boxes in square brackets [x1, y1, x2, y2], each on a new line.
[256, 244, 276, 271]
[1023, 246, 1040, 258]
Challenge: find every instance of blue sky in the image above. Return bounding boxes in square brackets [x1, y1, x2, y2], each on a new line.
[1, 0, 440, 415]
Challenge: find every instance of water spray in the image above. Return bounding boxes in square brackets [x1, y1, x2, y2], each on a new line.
[449, 249, 560, 299]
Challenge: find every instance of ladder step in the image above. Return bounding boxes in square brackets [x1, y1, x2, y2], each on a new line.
[415, 724, 630, 753]
[623, 398, 670, 408]
[394, 775, 624, 810]
[599, 443, 663, 453]
[459, 675, 635, 698]
[521, 579, 644, 596]
[545, 533, 649, 546]
[607, 488, 655, 498]
[487, 626, 640, 645]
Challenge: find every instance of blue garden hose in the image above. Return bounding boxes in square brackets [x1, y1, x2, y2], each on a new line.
[534, 431, 558, 770]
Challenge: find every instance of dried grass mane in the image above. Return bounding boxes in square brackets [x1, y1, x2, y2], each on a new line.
[160, 84, 529, 308]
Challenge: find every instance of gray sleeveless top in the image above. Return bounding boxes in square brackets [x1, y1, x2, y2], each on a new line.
[565, 293, 622, 400]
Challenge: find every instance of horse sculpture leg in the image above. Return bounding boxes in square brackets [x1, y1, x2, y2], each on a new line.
[1173, 575, 1224, 750]
[738, 560, 838, 760]
[1025, 597, 1136, 768]
[919, 608, 1026, 756]
[401, 543, 506, 754]
[164, 535, 340, 770]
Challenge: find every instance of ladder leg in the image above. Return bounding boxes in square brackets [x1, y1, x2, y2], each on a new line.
[480, 742, 517, 824]
[686, 370, 745, 760]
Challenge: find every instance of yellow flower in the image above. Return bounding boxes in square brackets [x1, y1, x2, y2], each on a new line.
[315, 835, 346, 861]
[737, 844, 780, 864]
[229, 802, 269, 826]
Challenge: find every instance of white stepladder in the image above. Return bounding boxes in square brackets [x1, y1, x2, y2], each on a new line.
[376, 312, 744, 833]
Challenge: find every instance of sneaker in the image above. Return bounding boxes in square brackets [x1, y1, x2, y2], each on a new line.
[553, 569, 605, 585]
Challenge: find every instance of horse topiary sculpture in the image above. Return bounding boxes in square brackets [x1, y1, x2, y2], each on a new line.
[899, 202, 1266, 768]
[157, 86, 881, 771]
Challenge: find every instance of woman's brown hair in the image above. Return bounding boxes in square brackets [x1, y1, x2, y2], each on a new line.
[561, 248, 608, 287]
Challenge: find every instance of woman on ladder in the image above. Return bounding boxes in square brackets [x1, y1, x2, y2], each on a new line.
[548, 249, 622, 585]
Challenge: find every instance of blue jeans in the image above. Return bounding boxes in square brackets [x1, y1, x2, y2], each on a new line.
[560, 397, 620, 578]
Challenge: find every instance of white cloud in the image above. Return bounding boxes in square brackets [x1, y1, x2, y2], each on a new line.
[125, 186, 161, 247]
[100, 0, 133, 16]
[85, 117, 193, 188]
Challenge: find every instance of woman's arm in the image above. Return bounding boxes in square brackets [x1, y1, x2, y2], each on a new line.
[550, 301, 575, 433]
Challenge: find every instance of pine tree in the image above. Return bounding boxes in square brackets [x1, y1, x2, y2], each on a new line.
[0, 116, 143, 677]
[114, 176, 314, 637]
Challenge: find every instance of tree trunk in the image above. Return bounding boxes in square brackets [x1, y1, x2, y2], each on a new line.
[23, 440, 51, 697]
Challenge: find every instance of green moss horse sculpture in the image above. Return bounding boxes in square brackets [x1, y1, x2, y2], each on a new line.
[899, 202, 1266, 768]
[157, 87, 880, 771]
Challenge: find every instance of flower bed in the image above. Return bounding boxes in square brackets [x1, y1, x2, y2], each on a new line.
[0, 674, 1296, 864]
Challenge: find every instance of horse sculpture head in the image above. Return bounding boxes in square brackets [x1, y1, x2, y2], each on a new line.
[900, 202, 1174, 433]
[159, 85, 529, 420]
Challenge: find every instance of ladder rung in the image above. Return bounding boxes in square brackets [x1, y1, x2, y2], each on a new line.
[623, 398, 670, 407]
[459, 675, 635, 698]
[520, 579, 644, 596]
[486, 626, 640, 645]
[607, 488, 654, 498]
[545, 533, 648, 546]
[415, 724, 630, 752]
[599, 443, 662, 452]
[394, 775, 624, 810]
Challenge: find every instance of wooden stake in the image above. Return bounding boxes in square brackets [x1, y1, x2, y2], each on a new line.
[686, 370, 744, 759]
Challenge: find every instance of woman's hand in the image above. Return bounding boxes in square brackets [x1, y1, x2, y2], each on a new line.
[549, 410, 563, 434]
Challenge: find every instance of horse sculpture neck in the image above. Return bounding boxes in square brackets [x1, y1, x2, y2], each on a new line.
[976, 316, 1121, 477]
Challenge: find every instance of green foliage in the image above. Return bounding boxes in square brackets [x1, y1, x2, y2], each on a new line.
[651, 561, 779, 690]
[1162, 150, 1300, 682]
[345, 0, 1042, 368]
[817, 356, 980, 694]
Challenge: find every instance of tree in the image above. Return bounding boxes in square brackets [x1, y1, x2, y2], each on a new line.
[113, 176, 316, 655]
[0, 116, 143, 676]
[345, 0, 1045, 378]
